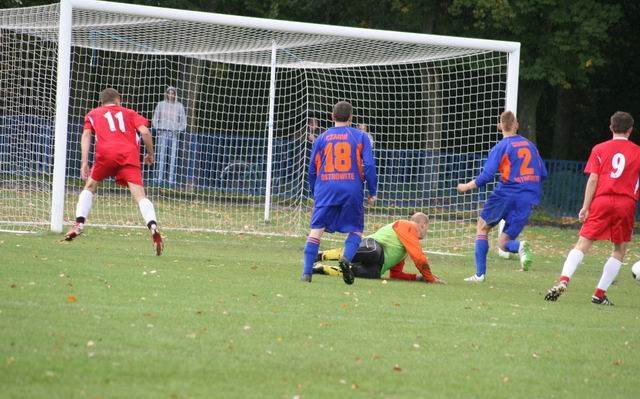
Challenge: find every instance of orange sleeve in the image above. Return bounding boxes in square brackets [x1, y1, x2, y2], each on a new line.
[393, 220, 427, 267]
[389, 260, 417, 281]
[393, 220, 436, 283]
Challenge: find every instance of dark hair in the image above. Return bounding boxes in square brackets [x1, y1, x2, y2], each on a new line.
[100, 88, 121, 105]
[611, 111, 634, 133]
[332, 101, 353, 122]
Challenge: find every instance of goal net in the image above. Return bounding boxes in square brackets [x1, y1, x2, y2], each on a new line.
[0, 0, 519, 252]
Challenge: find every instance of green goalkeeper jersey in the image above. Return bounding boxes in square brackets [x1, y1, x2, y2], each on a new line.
[368, 223, 407, 274]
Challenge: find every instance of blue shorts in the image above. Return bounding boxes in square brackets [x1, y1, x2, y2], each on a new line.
[480, 193, 533, 239]
[310, 203, 364, 233]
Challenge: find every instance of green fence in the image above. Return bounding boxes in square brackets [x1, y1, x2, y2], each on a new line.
[539, 159, 590, 218]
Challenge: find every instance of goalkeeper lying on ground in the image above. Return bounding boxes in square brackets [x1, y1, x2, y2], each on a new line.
[313, 212, 445, 283]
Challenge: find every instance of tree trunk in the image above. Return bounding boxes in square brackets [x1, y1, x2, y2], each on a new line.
[178, 57, 206, 187]
[551, 88, 578, 159]
[517, 80, 543, 143]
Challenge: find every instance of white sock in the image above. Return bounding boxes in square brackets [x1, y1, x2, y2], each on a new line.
[138, 198, 157, 229]
[596, 257, 622, 291]
[76, 189, 94, 222]
[560, 249, 584, 280]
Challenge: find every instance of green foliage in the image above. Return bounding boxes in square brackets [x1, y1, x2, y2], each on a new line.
[0, 0, 50, 7]
[449, 0, 622, 88]
[1, 228, 640, 398]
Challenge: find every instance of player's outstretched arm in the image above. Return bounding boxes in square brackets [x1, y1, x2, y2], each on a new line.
[579, 173, 599, 221]
[459, 144, 503, 193]
[388, 261, 417, 281]
[138, 125, 155, 165]
[80, 128, 93, 180]
[457, 179, 478, 193]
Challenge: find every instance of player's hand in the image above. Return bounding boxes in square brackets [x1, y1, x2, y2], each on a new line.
[368, 195, 377, 206]
[80, 164, 90, 181]
[144, 153, 154, 165]
[457, 183, 468, 193]
[431, 275, 446, 285]
[578, 207, 589, 221]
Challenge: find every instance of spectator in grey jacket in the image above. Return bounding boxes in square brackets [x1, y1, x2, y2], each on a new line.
[152, 86, 187, 185]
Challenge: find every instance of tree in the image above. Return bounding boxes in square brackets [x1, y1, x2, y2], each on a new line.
[448, 0, 621, 145]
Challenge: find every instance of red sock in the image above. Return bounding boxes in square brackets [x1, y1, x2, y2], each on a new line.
[559, 275, 570, 284]
[594, 288, 606, 299]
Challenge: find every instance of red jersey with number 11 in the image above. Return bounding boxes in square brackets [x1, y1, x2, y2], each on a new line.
[83, 104, 148, 163]
[584, 137, 640, 200]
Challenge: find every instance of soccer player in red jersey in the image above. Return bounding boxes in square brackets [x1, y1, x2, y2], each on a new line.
[545, 111, 639, 305]
[64, 88, 164, 255]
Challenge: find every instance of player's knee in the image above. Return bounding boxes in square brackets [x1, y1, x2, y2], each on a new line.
[575, 236, 592, 253]
[476, 221, 490, 235]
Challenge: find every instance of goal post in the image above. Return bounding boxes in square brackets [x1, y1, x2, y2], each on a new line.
[0, 0, 520, 252]
[50, 0, 72, 233]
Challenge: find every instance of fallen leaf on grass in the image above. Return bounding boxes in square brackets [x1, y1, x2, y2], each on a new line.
[10, 284, 16, 289]
[532, 353, 540, 359]
[613, 359, 624, 366]
[67, 295, 77, 303]
[393, 364, 402, 372]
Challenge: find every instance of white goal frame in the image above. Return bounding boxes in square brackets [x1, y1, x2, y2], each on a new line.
[48, 0, 520, 233]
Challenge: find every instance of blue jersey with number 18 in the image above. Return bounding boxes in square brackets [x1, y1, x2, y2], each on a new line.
[308, 126, 377, 207]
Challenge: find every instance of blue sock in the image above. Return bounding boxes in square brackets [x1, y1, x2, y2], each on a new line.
[342, 233, 362, 262]
[505, 240, 520, 253]
[475, 234, 489, 277]
[303, 236, 320, 275]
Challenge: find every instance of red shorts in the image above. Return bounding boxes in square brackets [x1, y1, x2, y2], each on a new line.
[90, 151, 143, 187]
[580, 195, 636, 243]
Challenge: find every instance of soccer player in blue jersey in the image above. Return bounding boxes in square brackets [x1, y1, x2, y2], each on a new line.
[301, 101, 377, 284]
[457, 111, 547, 282]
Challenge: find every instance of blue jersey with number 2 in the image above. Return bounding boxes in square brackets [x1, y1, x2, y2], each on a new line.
[475, 135, 547, 204]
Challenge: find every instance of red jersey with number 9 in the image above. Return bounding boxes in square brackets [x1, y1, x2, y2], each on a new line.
[83, 104, 148, 164]
[585, 137, 640, 200]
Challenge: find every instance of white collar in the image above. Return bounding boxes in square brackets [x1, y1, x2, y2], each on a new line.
[612, 136, 628, 140]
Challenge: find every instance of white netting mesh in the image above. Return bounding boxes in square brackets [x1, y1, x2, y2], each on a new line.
[0, 3, 507, 251]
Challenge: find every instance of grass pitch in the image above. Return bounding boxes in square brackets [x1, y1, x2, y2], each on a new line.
[1, 226, 639, 398]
